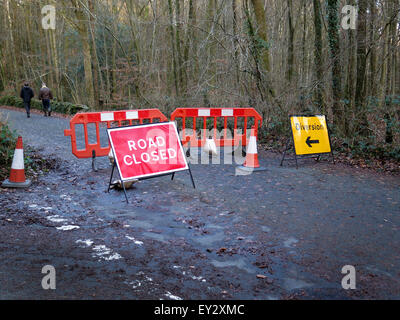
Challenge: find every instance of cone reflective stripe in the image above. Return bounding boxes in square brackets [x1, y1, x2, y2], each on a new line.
[9, 137, 26, 182]
[1, 136, 31, 188]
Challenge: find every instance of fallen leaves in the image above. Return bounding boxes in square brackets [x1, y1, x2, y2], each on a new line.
[256, 274, 274, 284]
[216, 247, 238, 255]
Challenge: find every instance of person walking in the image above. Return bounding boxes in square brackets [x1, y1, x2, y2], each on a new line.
[38, 83, 53, 117]
[20, 82, 34, 118]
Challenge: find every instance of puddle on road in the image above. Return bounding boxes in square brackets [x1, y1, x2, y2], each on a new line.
[283, 278, 313, 291]
[261, 226, 271, 233]
[211, 257, 255, 274]
[142, 232, 168, 243]
[129, 220, 153, 229]
[283, 237, 299, 248]
[365, 265, 396, 279]
[192, 232, 225, 246]
[206, 224, 224, 230]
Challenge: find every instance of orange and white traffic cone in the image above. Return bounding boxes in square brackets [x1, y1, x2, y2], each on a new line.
[236, 126, 266, 173]
[1, 136, 31, 188]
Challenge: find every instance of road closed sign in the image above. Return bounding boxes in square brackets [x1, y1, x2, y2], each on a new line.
[290, 115, 331, 155]
[107, 122, 188, 181]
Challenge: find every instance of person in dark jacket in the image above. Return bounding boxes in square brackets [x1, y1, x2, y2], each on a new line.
[38, 83, 54, 117]
[20, 82, 34, 118]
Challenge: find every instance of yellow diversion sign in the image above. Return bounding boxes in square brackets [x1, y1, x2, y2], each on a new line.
[290, 115, 331, 155]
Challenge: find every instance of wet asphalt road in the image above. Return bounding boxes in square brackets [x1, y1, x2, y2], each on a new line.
[0, 107, 399, 300]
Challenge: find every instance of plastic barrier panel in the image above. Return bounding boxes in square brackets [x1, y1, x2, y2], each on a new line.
[170, 108, 262, 147]
[64, 109, 168, 159]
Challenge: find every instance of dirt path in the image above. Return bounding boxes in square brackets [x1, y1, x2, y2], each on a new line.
[1, 107, 399, 299]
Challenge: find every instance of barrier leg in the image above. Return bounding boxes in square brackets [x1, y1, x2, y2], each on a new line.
[92, 150, 98, 172]
[185, 141, 191, 158]
[232, 144, 246, 157]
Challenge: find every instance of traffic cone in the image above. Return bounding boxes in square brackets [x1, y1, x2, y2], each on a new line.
[1, 136, 31, 188]
[236, 126, 266, 173]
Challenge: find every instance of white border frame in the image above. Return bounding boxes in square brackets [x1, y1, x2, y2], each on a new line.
[107, 122, 189, 181]
[290, 115, 331, 155]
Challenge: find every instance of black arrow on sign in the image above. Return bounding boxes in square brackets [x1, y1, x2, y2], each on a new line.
[306, 136, 319, 148]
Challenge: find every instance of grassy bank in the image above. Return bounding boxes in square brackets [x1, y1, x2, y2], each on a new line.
[0, 112, 60, 182]
[0, 113, 17, 181]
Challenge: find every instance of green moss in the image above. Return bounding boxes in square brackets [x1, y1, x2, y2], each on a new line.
[0, 121, 17, 181]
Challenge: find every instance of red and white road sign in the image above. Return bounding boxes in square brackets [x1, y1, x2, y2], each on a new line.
[107, 122, 188, 181]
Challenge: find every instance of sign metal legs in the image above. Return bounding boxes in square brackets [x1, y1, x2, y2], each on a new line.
[107, 162, 129, 204]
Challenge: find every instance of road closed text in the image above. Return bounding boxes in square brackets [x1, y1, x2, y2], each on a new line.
[107, 122, 188, 181]
[124, 136, 177, 165]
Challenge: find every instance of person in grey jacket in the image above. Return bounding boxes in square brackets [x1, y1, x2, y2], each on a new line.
[20, 82, 34, 118]
[38, 83, 54, 117]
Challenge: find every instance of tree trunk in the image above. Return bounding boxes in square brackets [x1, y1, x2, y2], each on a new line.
[167, 0, 179, 96]
[384, 0, 398, 144]
[312, 0, 324, 112]
[368, 0, 377, 98]
[232, 0, 240, 89]
[286, 0, 295, 84]
[5, 0, 18, 90]
[88, 0, 102, 108]
[183, 0, 196, 86]
[125, 0, 141, 100]
[111, 5, 117, 100]
[70, 0, 95, 108]
[301, 0, 307, 83]
[102, 26, 111, 102]
[354, 0, 368, 136]
[327, 0, 342, 129]
[45, 27, 55, 88]
[250, 0, 271, 72]
[344, 0, 356, 136]
[50, 29, 60, 98]
[175, 0, 184, 92]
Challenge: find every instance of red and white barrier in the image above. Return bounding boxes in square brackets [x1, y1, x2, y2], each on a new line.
[64, 109, 168, 159]
[170, 107, 263, 148]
